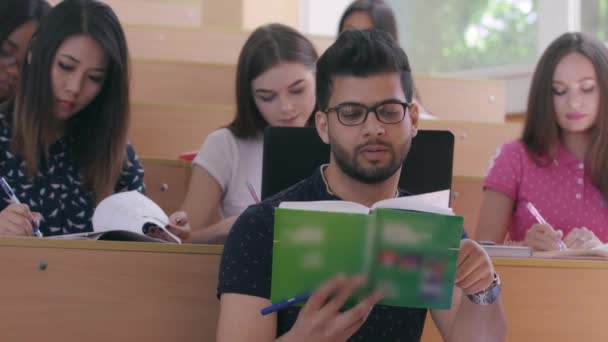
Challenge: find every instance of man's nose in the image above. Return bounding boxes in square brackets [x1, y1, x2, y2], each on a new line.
[361, 110, 385, 136]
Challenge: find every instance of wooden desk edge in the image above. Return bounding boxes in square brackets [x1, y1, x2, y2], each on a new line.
[0, 237, 606, 269]
[493, 257, 608, 269]
[0, 237, 223, 254]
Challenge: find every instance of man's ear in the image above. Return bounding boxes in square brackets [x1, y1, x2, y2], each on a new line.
[315, 110, 330, 144]
[408, 102, 419, 137]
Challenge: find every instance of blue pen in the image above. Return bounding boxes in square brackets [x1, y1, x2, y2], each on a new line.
[0, 177, 43, 237]
[260, 292, 312, 315]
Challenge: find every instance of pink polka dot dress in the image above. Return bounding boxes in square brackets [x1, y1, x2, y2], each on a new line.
[484, 141, 608, 242]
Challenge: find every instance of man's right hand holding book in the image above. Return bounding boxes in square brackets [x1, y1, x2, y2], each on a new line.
[277, 275, 384, 342]
[277, 239, 503, 342]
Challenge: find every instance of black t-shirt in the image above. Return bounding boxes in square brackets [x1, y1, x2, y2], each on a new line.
[218, 168, 468, 341]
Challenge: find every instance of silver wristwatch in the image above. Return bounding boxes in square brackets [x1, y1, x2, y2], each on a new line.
[466, 272, 502, 305]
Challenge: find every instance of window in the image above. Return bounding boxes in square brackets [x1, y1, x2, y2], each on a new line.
[581, 0, 608, 42]
[387, 0, 539, 73]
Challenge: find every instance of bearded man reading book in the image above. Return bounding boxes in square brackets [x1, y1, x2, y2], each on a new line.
[216, 29, 506, 342]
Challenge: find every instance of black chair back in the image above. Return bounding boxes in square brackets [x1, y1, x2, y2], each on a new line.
[261, 127, 454, 199]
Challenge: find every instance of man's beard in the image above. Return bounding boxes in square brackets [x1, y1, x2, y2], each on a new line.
[329, 136, 411, 184]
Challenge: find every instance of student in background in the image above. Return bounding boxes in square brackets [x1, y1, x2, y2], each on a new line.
[0, 0, 51, 103]
[338, 0, 397, 40]
[177, 24, 318, 244]
[476, 32, 608, 251]
[0, 0, 188, 241]
[338, 0, 435, 119]
[216, 29, 505, 342]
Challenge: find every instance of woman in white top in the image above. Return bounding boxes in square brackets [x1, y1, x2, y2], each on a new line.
[179, 24, 318, 243]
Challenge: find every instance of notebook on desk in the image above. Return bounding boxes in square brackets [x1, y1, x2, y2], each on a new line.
[482, 245, 533, 258]
[534, 244, 608, 259]
[50, 191, 180, 243]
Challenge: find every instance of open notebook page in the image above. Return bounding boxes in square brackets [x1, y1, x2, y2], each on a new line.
[534, 244, 608, 258]
[50, 191, 181, 243]
[92, 191, 170, 233]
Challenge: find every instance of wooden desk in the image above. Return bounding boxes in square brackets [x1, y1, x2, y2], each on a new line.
[2, 238, 606, 341]
[422, 258, 608, 341]
[0, 238, 221, 342]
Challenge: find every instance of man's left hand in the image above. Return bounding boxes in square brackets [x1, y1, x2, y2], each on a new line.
[563, 227, 602, 250]
[454, 239, 494, 295]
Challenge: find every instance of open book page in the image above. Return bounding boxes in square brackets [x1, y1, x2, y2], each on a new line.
[279, 200, 370, 214]
[371, 190, 453, 216]
[533, 244, 608, 258]
[271, 207, 369, 306]
[271, 193, 464, 310]
[47, 230, 166, 243]
[369, 209, 463, 309]
[278, 190, 451, 215]
[92, 191, 169, 232]
[46, 232, 98, 240]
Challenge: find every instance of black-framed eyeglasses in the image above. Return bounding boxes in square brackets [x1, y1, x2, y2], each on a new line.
[324, 100, 410, 126]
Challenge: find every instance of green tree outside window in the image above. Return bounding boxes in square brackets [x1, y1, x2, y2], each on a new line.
[388, 0, 538, 73]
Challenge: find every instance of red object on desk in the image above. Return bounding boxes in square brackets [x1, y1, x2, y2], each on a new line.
[178, 151, 197, 161]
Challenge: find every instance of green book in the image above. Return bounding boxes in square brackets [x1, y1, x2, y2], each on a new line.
[271, 192, 463, 310]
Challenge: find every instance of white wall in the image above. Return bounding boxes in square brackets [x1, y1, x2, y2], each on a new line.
[298, 0, 352, 36]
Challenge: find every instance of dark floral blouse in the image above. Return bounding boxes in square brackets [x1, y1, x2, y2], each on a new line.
[0, 112, 145, 236]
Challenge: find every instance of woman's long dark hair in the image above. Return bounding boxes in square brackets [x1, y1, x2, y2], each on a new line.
[227, 23, 318, 139]
[0, 0, 50, 103]
[12, 0, 131, 203]
[523, 32, 608, 199]
[0, 0, 50, 46]
[338, 0, 398, 41]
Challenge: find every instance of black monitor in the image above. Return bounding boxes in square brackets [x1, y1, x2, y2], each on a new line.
[261, 127, 454, 199]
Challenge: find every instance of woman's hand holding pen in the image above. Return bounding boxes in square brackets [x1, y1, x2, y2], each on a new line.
[147, 211, 191, 243]
[563, 227, 602, 250]
[523, 223, 565, 251]
[0, 203, 42, 237]
[279, 275, 384, 342]
[167, 211, 191, 241]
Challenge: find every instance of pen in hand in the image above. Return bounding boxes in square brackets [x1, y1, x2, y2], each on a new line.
[525, 202, 565, 250]
[0, 177, 43, 237]
[260, 291, 311, 315]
